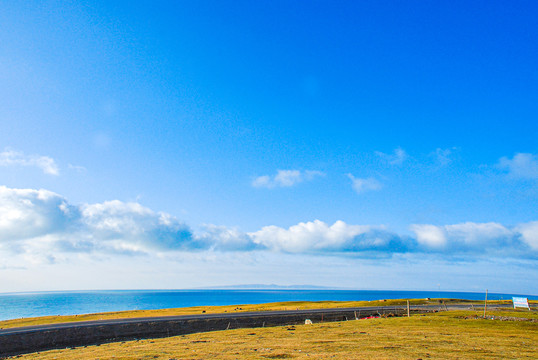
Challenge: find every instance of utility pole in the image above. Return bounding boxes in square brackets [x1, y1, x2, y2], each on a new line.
[483, 289, 488, 318]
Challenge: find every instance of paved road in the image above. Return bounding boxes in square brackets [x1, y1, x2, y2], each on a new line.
[1, 303, 503, 335]
[0, 306, 399, 334]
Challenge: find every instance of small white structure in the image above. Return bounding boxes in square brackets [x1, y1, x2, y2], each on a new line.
[304, 319, 313, 324]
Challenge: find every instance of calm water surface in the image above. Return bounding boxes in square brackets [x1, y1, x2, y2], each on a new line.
[0, 290, 535, 321]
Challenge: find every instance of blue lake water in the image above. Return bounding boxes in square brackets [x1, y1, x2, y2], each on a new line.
[0, 289, 535, 321]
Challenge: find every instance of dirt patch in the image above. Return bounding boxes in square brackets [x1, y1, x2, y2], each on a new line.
[261, 354, 295, 359]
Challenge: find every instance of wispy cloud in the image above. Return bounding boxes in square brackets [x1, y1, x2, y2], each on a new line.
[1, 186, 537, 263]
[252, 169, 325, 188]
[375, 147, 407, 165]
[498, 153, 538, 180]
[432, 147, 456, 166]
[68, 164, 87, 173]
[0, 148, 59, 175]
[347, 174, 382, 194]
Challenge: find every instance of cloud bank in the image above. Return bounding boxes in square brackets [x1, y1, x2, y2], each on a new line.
[410, 222, 516, 253]
[1, 186, 537, 264]
[252, 169, 325, 188]
[0, 186, 193, 258]
[249, 220, 408, 254]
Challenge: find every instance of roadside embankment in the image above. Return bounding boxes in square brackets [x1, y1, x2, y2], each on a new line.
[0, 306, 405, 357]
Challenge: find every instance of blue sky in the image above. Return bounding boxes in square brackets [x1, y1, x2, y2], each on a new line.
[0, 1, 537, 294]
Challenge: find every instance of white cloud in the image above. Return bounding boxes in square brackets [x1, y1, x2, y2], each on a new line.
[410, 224, 447, 249]
[0, 186, 193, 258]
[197, 224, 261, 251]
[273, 170, 302, 187]
[0, 148, 59, 175]
[411, 222, 514, 252]
[0, 186, 75, 243]
[249, 220, 375, 253]
[444, 222, 512, 245]
[498, 153, 538, 180]
[248, 220, 413, 254]
[80, 200, 193, 252]
[1, 186, 537, 263]
[252, 169, 325, 188]
[375, 147, 407, 165]
[517, 221, 538, 250]
[347, 174, 382, 194]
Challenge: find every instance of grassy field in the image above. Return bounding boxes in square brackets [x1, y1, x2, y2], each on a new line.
[0, 298, 522, 329]
[6, 307, 538, 359]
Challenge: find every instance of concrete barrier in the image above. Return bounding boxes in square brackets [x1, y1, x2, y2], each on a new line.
[0, 307, 404, 357]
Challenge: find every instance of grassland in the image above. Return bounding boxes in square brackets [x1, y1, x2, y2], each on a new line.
[4, 301, 537, 359]
[9, 309, 537, 359]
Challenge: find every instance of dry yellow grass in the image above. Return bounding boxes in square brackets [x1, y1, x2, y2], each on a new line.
[10, 309, 538, 359]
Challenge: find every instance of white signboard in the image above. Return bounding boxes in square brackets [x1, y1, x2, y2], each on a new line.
[512, 297, 530, 309]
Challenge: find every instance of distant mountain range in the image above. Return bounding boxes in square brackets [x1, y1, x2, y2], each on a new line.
[198, 284, 346, 290]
